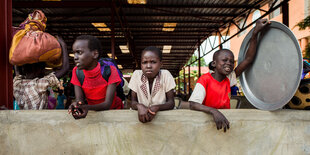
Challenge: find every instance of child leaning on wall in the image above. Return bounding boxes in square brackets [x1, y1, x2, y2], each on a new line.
[128, 46, 176, 123]
[13, 36, 69, 110]
[189, 19, 270, 132]
[68, 35, 123, 119]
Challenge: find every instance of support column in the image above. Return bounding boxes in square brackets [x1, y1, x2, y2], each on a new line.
[282, 1, 289, 27]
[183, 68, 186, 95]
[198, 38, 201, 77]
[0, 0, 13, 109]
[178, 75, 180, 95]
[188, 65, 190, 96]
[111, 7, 115, 59]
[218, 32, 222, 50]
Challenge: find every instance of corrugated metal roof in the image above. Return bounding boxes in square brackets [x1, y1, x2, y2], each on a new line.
[12, 0, 273, 76]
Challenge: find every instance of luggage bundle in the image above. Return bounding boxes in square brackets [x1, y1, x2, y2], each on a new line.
[9, 10, 62, 67]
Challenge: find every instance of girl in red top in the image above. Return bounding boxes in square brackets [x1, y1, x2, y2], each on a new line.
[189, 19, 270, 132]
[68, 35, 122, 119]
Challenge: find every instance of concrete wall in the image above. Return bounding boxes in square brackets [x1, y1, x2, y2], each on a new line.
[1, 109, 310, 155]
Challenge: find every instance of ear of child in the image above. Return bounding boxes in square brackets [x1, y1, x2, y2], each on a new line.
[93, 50, 99, 60]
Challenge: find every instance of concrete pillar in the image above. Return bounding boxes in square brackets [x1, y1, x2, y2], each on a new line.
[0, 0, 13, 109]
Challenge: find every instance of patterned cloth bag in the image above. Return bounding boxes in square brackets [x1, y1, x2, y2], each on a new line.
[9, 10, 62, 67]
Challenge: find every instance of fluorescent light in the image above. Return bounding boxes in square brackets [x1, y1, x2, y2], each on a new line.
[97, 28, 111, 32]
[119, 45, 128, 50]
[163, 23, 177, 27]
[162, 28, 175, 32]
[163, 45, 172, 50]
[92, 23, 107, 27]
[163, 50, 171, 53]
[119, 45, 130, 53]
[163, 23, 177, 32]
[45, 67, 53, 70]
[163, 45, 172, 53]
[91, 23, 111, 31]
[69, 54, 74, 58]
[127, 0, 147, 4]
[121, 50, 130, 53]
[117, 65, 123, 69]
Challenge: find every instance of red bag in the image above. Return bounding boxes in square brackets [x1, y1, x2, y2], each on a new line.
[9, 10, 62, 67]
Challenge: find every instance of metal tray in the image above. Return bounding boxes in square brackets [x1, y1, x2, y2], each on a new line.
[238, 21, 303, 111]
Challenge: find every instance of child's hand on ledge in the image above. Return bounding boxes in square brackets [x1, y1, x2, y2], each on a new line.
[137, 104, 151, 123]
[146, 106, 159, 122]
[210, 109, 230, 132]
[68, 101, 88, 119]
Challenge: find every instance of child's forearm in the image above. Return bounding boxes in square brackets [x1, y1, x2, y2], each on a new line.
[85, 103, 111, 111]
[131, 101, 139, 110]
[244, 34, 258, 62]
[243, 19, 270, 64]
[234, 19, 269, 77]
[189, 101, 230, 132]
[130, 90, 141, 110]
[234, 31, 259, 77]
[55, 36, 69, 79]
[151, 101, 174, 111]
[14, 65, 20, 76]
[74, 85, 85, 103]
[189, 101, 217, 115]
[151, 89, 175, 111]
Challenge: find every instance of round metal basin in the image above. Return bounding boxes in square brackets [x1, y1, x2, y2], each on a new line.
[238, 21, 302, 111]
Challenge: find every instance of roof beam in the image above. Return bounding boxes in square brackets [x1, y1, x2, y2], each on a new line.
[133, 43, 196, 46]
[13, 19, 225, 24]
[14, 13, 238, 17]
[48, 29, 214, 33]
[53, 33, 207, 37]
[13, 1, 111, 8]
[12, 2, 254, 9]
[59, 36, 205, 40]
[44, 25, 221, 29]
[65, 41, 196, 46]
[63, 41, 197, 45]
